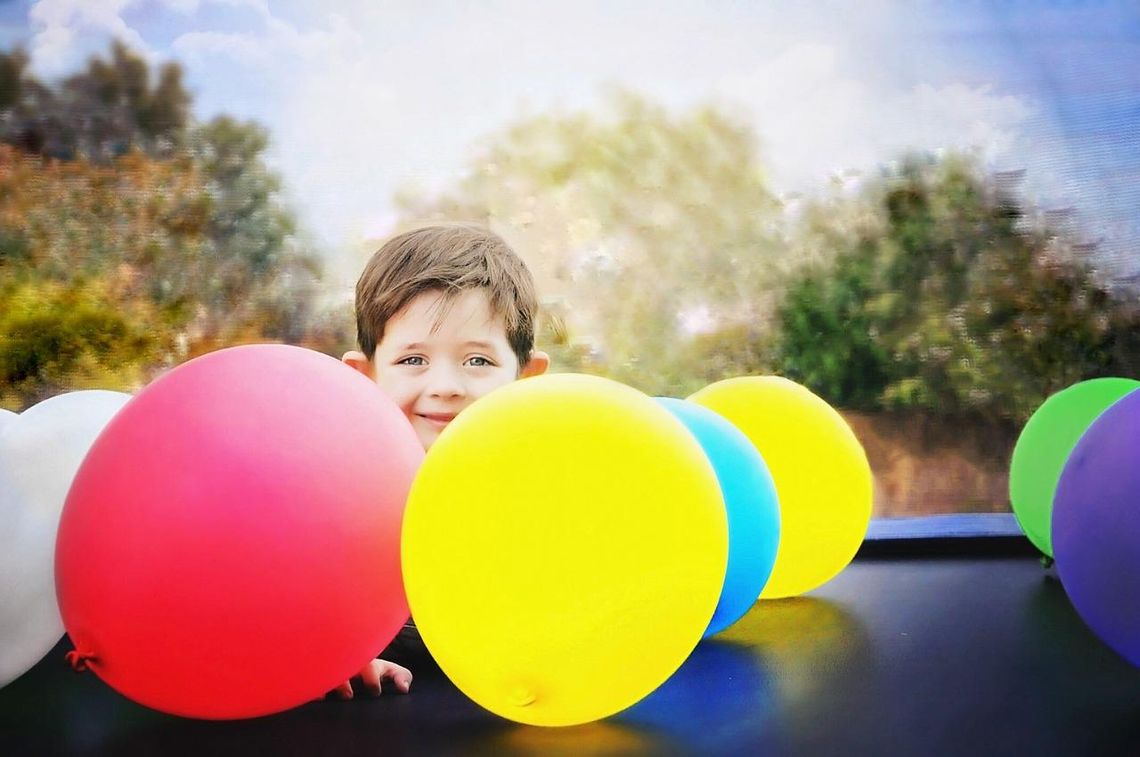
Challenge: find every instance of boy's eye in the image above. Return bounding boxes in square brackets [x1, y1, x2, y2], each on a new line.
[397, 356, 427, 366]
[466, 356, 494, 367]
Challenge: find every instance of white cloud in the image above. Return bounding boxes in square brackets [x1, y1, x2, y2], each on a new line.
[905, 82, 1036, 160]
[28, 0, 152, 75]
[716, 42, 1036, 195]
[172, 4, 360, 68]
[254, 2, 1045, 269]
[171, 29, 266, 65]
[16, 1, 1063, 271]
[163, 0, 202, 13]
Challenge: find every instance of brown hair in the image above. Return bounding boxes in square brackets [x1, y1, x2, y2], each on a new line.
[355, 224, 538, 367]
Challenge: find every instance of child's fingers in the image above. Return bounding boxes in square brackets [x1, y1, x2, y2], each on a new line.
[358, 660, 383, 696]
[332, 680, 354, 700]
[323, 660, 412, 699]
[388, 669, 412, 694]
[380, 661, 413, 694]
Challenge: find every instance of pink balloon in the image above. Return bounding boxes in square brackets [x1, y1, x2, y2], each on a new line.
[56, 345, 423, 719]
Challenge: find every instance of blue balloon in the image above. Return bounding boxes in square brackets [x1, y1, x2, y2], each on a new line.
[1054, 389, 1140, 667]
[656, 397, 780, 636]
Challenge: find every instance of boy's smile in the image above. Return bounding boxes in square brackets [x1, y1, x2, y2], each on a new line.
[418, 412, 457, 426]
[351, 288, 545, 450]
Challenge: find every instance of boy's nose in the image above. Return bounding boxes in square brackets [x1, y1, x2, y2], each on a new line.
[425, 366, 466, 399]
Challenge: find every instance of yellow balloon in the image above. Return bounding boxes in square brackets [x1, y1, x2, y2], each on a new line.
[402, 373, 727, 727]
[689, 376, 871, 599]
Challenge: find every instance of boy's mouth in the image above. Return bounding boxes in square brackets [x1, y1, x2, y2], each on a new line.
[417, 412, 456, 427]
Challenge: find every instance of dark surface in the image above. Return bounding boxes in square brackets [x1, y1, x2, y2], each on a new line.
[3, 549, 1139, 756]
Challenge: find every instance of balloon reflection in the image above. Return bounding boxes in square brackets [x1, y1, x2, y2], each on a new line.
[718, 596, 872, 709]
[618, 639, 779, 754]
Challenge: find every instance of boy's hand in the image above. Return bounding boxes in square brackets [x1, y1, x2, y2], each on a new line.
[330, 659, 413, 699]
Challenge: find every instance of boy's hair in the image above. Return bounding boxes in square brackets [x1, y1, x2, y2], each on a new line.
[355, 224, 538, 366]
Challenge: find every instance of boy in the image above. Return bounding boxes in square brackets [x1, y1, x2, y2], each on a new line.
[334, 224, 549, 698]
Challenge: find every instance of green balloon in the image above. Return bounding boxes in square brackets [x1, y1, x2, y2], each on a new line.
[1009, 377, 1140, 557]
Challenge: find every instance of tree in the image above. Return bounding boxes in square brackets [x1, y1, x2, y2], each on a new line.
[396, 92, 785, 396]
[0, 42, 190, 161]
[0, 144, 199, 407]
[776, 153, 1140, 422]
[778, 242, 891, 409]
[0, 278, 166, 408]
[0, 43, 327, 409]
[183, 116, 322, 354]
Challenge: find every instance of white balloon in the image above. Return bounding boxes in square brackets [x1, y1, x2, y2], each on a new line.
[0, 390, 132, 687]
[0, 408, 15, 434]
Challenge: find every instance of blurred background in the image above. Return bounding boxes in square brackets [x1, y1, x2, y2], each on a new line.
[1, 1, 1138, 519]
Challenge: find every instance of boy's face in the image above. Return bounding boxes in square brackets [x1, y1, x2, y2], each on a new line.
[346, 288, 547, 450]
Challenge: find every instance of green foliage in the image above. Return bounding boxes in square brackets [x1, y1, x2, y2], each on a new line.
[396, 95, 1138, 417]
[680, 322, 773, 395]
[778, 245, 890, 409]
[0, 42, 328, 410]
[183, 116, 318, 353]
[396, 91, 784, 396]
[777, 154, 1140, 422]
[0, 42, 190, 160]
[0, 277, 168, 408]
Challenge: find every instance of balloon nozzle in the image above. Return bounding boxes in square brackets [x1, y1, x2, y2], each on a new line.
[65, 649, 96, 672]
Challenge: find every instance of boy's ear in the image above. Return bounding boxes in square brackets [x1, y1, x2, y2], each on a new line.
[342, 350, 375, 380]
[520, 350, 549, 378]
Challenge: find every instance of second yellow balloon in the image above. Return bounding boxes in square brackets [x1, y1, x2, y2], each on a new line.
[689, 376, 871, 599]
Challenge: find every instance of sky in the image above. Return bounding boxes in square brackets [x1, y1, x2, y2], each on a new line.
[1, 0, 1138, 287]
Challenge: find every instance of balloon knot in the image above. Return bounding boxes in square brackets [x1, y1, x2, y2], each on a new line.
[507, 685, 537, 707]
[65, 650, 96, 672]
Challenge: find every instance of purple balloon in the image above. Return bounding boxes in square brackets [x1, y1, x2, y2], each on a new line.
[1054, 389, 1140, 667]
